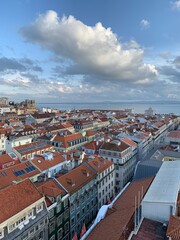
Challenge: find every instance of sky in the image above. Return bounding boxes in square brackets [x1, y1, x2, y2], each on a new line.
[0, 0, 180, 103]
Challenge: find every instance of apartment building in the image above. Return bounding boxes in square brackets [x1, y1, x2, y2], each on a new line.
[56, 164, 98, 239]
[0, 179, 49, 240]
[50, 132, 87, 152]
[0, 130, 7, 153]
[13, 142, 54, 161]
[86, 156, 115, 208]
[99, 140, 136, 192]
[37, 179, 70, 240]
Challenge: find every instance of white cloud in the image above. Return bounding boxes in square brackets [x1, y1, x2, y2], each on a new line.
[172, 0, 180, 10]
[20, 10, 157, 84]
[140, 19, 150, 29]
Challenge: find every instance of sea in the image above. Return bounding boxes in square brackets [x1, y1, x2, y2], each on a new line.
[37, 101, 180, 115]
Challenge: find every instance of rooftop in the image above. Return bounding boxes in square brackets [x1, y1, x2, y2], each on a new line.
[86, 177, 153, 240]
[143, 161, 180, 204]
[0, 179, 43, 223]
[132, 218, 167, 240]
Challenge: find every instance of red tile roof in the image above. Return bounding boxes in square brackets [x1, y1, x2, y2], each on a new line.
[83, 140, 103, 151]
[37, 179, 66, 197]
[0, 179, 43, 223]
[87, 156, 113, 173]
[86, 177, 154, 240]
[121, 138, 137, 147]
[56, 164, 96, 194]
[166, 215, 180, 239]
[31, 152, 65, 171]
[101, 141, 129, 152]
[0, 161, 40, 189]
[53, 132, 83, 148]
[132, 218, 167, 240]
[167, 130, 180, 139]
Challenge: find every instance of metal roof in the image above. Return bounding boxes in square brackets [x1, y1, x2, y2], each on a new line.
[143, 161, 180, 204]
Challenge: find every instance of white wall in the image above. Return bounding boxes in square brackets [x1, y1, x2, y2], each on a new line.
[142, 201, 176, 223]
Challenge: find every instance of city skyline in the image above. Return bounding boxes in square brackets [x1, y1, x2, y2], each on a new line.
[1, 0, 180, 103]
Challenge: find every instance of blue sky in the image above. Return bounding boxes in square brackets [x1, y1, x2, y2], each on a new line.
[0, 0, 180, 103]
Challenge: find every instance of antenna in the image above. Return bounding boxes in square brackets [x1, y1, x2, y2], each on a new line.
[134, 195, 137, 231]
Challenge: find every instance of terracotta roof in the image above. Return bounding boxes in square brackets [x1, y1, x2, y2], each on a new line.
[0, 161, 40, 189]
[37, 179, 66, 197]
[0, 179, 43, 223]
[87, 156, 113, 173]
[0, 154, 18, 165]
[121, 138, 137, 147]
[53, 132, 83, 148]
[45, 196, 52, 207]
[167, 130, 180, 139]
[86, 177, 154, 240]
[31, 152, 65, 171]
[83, 140, 103, 151]
[56, 164, 96, 194]
[14, 141, 53, 156]
[166, 215, 180, 239]
[86, 130, 97, 137]
[101, 141, 129, 152]
[132, 218, 167, 240]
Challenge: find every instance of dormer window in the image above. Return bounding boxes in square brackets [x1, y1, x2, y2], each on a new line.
[36, 203, 43, 213]
[81, 169, 90, 177]
[66, 178, 75, 186]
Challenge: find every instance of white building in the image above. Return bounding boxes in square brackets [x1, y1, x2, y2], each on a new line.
[142, 161, 180, 223]
[87, 156, 115, 208]
[5, 136, 32, 153]
[0, 106, 10, 114]
[0, 131, 6, 153]
[99, 140, 136, 192]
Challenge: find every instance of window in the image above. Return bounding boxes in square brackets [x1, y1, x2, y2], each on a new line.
[28, 210, 33, 218]
[22, 233, 28, 240]
[49, 209, 54, 219]
[36, 203, 43, 213]
[77, 212, 80, 220]
[56, 203, 61, 213]
[82, 207, 85, 215]
[9, 223, 15, 232]
[29, 228, 35, 236]
[16, 216, 26, 227]
[57, 214, 62, 226]
[64, 222, 69, 233]
[71, 217, 75, 226]
[70, 204, 74, 212]
[39, 220, 44, 227]
[49, 221, 55, 234]
[57, 228, 62, 240]
[64, 198, 68, 208]
[50, 235, 55, 240]
[64, 209, 69, 220]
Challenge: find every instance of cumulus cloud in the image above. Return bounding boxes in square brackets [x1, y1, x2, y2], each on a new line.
[172, 0, 180, 10]
[20, 10, 157, 85]
[140, 19, 150, 29]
